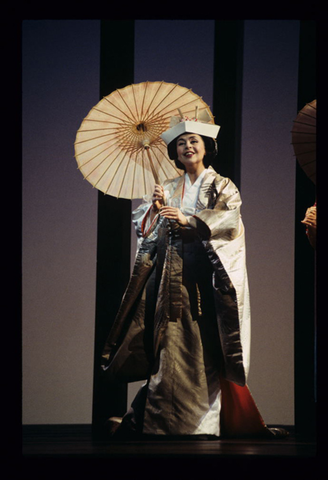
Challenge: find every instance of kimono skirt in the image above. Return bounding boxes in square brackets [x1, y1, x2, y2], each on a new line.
[120, 221, 223, 437]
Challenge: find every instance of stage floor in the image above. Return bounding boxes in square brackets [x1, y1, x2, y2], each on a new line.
[21, 424, 321, 477]
[22, 424, 316, 458]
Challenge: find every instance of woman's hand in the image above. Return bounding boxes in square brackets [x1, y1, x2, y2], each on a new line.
[152, 184, 165, 212]
[301, 206, 316, 228]
[159, 206, 188, 226]
[301, 205, 316, 248]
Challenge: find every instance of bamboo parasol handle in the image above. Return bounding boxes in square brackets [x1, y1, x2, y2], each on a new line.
[144, 144, 163, 211]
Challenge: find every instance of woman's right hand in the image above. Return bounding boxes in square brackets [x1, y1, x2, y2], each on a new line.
[152, 184, 165, 212]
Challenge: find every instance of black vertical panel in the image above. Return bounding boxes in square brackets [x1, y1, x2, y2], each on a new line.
[92, 20, 134, 439]
[212, 20, 244, 189]
[294, 20, 316, 437]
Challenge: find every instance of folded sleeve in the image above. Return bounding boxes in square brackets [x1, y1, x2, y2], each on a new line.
[187, 180, 242, 241]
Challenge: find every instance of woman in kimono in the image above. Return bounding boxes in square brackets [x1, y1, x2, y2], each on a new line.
[101, 110, 287, 439]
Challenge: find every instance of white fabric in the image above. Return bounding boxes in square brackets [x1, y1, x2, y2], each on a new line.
[181, 169, 208, 214]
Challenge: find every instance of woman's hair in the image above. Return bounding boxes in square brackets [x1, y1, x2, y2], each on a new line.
[167, 134, 218, 171]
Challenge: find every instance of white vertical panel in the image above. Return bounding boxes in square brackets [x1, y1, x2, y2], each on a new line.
[241, 20, 299, 424]
[22, 20, 100, 424]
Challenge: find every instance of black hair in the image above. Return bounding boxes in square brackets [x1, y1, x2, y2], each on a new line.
[167, 134, 218, 171]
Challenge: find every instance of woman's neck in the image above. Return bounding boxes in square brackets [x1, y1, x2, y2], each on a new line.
[185, 164, 205, 184]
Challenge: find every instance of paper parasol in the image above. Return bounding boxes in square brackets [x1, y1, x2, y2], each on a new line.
[291, 99, 316, 184]
[74, 81, 216, 199]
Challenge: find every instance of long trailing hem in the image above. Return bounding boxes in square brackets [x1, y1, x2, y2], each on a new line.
[106, 378, 286, 440]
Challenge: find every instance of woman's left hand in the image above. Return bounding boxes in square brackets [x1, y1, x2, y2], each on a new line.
[301, 206, 316, 228]
[159, 206, 188, 226]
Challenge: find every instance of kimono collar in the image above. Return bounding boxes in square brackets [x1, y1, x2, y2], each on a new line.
[184, 168, 208, 192]
[182, 169, 208, 210]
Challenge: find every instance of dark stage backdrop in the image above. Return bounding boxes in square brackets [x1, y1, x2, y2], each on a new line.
[22, 19, 315, 430]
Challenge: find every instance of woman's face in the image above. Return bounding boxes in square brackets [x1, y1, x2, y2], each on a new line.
[176, 133, 206, 169]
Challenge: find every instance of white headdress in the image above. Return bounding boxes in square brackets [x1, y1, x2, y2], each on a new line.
[161, 107, 220, 145]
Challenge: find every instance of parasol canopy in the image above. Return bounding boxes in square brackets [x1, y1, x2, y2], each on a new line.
[74, 81, 216, 199]
[291, 99, 316, 184]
